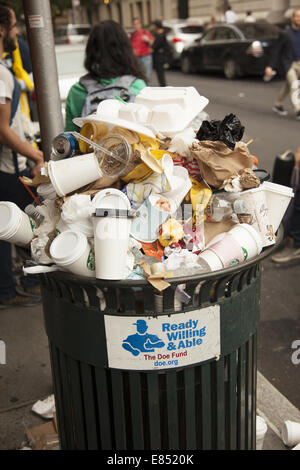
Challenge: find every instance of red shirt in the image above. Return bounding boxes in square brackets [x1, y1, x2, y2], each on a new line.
[131, 29, 153, 57]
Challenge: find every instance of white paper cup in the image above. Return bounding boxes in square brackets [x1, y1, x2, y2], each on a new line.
[162, 166, 192, 211]
[0, 201, 34, 246]
[50, 230, 95, 277]
[203, 234, 245, 269]
[262, 181, 294, 233]
[228, 224, 262, 261]
[48, 153, 103, 197]
[239, 186, 276, 247]
[197, 249, 223, 271]
[92, 188, 131, 280]
[282, 420, 300, 447]
[256, 416, 267, 450]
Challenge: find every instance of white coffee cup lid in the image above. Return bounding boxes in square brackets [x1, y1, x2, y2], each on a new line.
[92, 188, 131, 211]
[50, 230, 88, 266]
[0, 201, 22, 238]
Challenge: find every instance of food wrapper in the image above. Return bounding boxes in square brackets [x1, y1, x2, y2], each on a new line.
[124, 172, 171, 210]
[190, 140, 254, 188]
[190, 178, 212, 223]
[158, 218, 185, 247]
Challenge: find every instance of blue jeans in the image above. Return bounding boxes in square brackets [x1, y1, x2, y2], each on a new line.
[0, 168, 39, 300]
[139, 54, 153, 85]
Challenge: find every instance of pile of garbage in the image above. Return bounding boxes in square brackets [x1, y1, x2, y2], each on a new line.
[0, 87, 294, 288]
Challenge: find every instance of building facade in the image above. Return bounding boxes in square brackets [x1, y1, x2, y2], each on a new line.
[73, 0, 300, 27]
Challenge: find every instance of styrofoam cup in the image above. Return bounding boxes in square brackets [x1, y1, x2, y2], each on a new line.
[0, 201, 34, 246]
[238, 186, 276, 247]
[92, 188, 132, 280]
[228, 223, 262, 261]
[262, 181, 294, 233]
[48, 153, 103, 197]
[282, 420, 300, 447]
[162, 166, 192, 211]
[50, 230, 95, 277]
[256, 416, 267, 450]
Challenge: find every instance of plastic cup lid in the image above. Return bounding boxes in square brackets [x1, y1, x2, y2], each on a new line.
[0, 201, 22, 237]
[50, 230, 88, 266]
[92, 188, 131, 211]
[262, 181, 294, 197]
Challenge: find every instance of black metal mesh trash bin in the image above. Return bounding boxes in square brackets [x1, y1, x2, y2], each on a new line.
[39, 228, 282, 450]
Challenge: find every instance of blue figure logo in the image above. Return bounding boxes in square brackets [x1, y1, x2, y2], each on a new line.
[122, 319, 165, 356]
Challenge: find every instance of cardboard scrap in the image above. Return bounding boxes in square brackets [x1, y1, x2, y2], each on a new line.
[19, 174, 50, 187]
[138, 261, 170, 292]
[26, 417, 59, 450]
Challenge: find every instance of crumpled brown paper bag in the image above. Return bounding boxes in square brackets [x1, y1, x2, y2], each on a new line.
[190, 140, 254, 188]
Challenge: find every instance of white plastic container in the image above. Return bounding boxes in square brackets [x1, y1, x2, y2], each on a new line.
[256, 416, 268, 450]
[49, 230, 95, 277]
[36, 182, 57, 201]
[0, 201, 34, 246]
[47, 153, 103, 197]
[262, 181, 294, 233]
[92, 188, 132, 280]
[134, 86, 209, 135]
[282, 420, 300, 447]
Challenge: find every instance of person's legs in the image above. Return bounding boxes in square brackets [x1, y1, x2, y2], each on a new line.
[139, 54, 153, 85]
[274, 79, 290, 109]
[155, 61, 166, 87]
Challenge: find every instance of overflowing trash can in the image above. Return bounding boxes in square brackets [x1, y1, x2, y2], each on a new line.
[39, 227, 282, 450]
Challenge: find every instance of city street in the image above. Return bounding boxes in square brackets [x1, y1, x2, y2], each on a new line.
[0, 69, 299, 450]
[161, 69, 300, 408]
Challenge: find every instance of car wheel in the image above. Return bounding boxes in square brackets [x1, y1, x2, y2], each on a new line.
[223, 58, 239, 79]
[181, 55, 193, 74]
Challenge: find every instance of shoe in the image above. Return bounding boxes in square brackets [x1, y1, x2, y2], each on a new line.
[271, 245, 300, 264]
[16, 284, 41, 297]
[0, 294, 41, 309]
[272, 105, 288, 116]
[296, 111, 300, 121]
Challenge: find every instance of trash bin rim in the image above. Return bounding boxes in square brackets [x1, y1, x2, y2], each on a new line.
[44, 225, 283, 286]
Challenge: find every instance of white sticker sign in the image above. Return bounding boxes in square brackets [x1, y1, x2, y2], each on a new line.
[104, 306, 221, 370]
[28, 15, 44, 29]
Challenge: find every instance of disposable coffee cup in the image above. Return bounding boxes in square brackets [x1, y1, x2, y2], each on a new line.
[256, 416, 267, 450]
[228, 223, 262, 260]
[162, 166, 192, 211]
[0, 201, 34, 246]
[238, 186, 276, 247]
[50, 230, 95, 277]
[92, 188, 132, 280]
[262, 181, 294, 233]
[197, 248, 223, 271]
[48, 153, 103, 197]
[204, 233, 245, 269]
[282, 420, 300, 447]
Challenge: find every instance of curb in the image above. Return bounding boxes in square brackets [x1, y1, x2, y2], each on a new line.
[257, 371, 300, 449]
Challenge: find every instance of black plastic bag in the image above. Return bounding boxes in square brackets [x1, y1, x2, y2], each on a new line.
[196, 113, 245, 151]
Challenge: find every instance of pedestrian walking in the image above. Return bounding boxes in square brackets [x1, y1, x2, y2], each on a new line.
[64, 20, 147, 132]
[151, 20, 170, 87]
[264, 8, 300, 120]
[0, 2, 44, 308]
[272, 146, 300, 264]
[130, 17, 154, 85]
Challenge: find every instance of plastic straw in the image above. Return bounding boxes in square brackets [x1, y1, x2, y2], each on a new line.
[18, 177, 42, 205]
[71, 132, 127, 165]
[114, 95, 127, 105]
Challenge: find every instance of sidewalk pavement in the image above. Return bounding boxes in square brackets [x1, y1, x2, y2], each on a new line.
[0, 303, 299, 451]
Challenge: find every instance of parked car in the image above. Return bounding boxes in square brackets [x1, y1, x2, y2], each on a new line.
[162, 19, 204, 66]
[55, 44, 86, 120]
[54, 24, 91, 45]
[180, 21, 280, 79]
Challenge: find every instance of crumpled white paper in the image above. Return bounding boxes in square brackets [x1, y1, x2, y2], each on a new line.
[31, 394, 56, 419]
[61, 194, 94, 237]
[168, 127, 197, 158]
